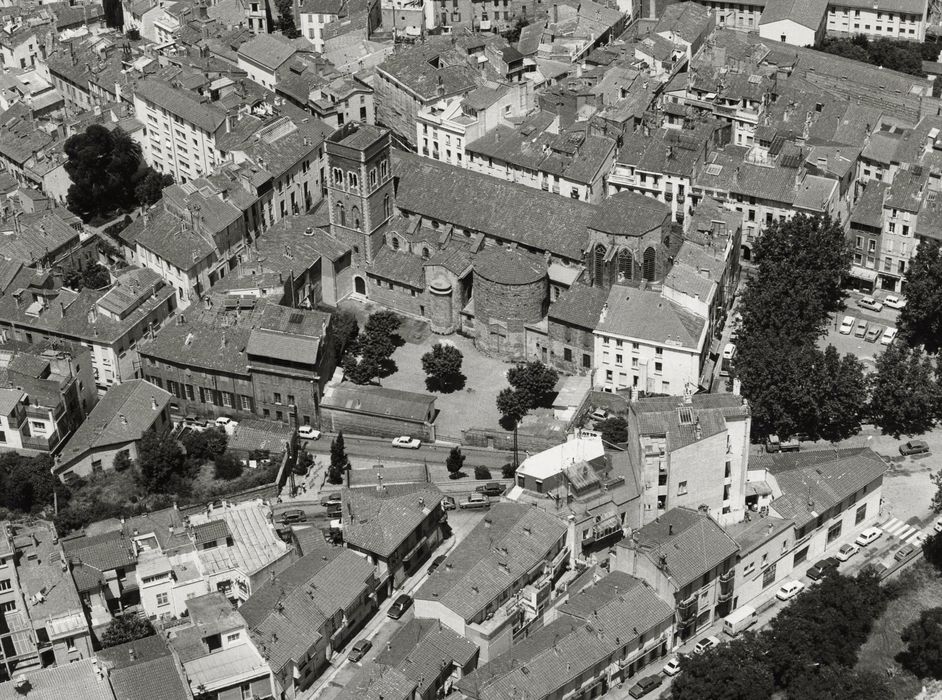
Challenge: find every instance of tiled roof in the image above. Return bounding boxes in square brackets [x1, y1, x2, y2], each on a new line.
[108, 656, 189, 700]
[765, 448, 887, 528]
[97, 634, 171, 670]
[472, 245, 546, 285]
[134, 79, 226, 134]
[374, 619, 478, 696]
[596, 286, 706, 351]
[414, 503, 567, 622]
[850, 182, 886, 231]
[548, 283, 609, 329]
[392, 150, 597, 262]
[759, 0, 827, 29]
[618, 507, 739, 588]
[368, 248, 426, 288]
[376, 37, 481, 101]
[237, 33, 296, 72]
[241, 548, 375, 673]
[322, 384, 435, 423]
[62, 529, 136, 574]
[334, 663, 416, 700]
[0, 659, 116, 700]
[342, 483, 443, 558]
[193, 519, 230, 545]
[58, 380, 171, 470]
[589, 190, 671, 237]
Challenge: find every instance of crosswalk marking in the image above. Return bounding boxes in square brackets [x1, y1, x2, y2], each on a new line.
[880, 517, 928, 545]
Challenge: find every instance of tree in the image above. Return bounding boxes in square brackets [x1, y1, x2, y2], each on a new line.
[898, 607, 942, 678]
[113, 450, 132, 472]
[364, 310, 401, 338]
[134, 169, 174, 207]
[64, 125, 141, 219]
[670, 635, 775, 700]
[421, 344, 464, 392]
[474, 465, 491, 479]
[137, 431, 186, 493]
[81, 264, 112, 290]
[814, 346, 868, 442]
[502, 15, 528, 43]
[275, 0, 299, 36]
[507, 361, 559, 408]
[496, 387, 529, 427]
[100, 614, 155, 648]
[898, 239, 942, 353]
[342, 349, 381, 385]
[213, 452, 243, 481]
[0, 453, 57, 513]
[869, 344, 942, 438]
[784, 666, 891, 700]
[182, 427, 228, 462]
[923, 531, 942, 570]
[332, 310, 359, 356]
[594, 416, 628, 444]
[327, 432, 348, 485]
[446, 446, 466, 479]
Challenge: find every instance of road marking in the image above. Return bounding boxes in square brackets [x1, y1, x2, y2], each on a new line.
[881, 518, 928, 545]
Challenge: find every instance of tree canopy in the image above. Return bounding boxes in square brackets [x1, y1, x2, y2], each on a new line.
[671, 634, 775, 700]
[137, 430, 187, 493]
[134, 170, 174, 207]
[327, 432, 348, 484]
[100, 614, 154, 648]
[594, 416, 628, 444]
[341, 311, 402, 384]
[507, 361, 559, 408]
[64, 125, 141, 219]
[868, 344, 942, 438]
[898, 239, 942, 353]
[0, 452, 57, 513]
[897, 607, 942, 679]
[446, 446, 465, 478]
[421, 343, 464, 392]
[732, 214, 856, 440]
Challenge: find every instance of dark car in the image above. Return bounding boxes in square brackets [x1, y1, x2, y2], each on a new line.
[388, 594, 413, 619]
[628, 674, 664, 698]
[427, 554, 446, 576]
[895, 544, 917, 562]
[806, 557, 840, 581]
[277, 509, 306, 525]
[900, 440, 930, 456]
[442, 495, 457, 511]
[475, 482, 506, 497]
[348, 638, 372, 663]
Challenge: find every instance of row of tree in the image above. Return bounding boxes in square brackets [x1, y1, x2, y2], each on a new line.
[733, 215, 942, 440]
[672, 571, 894, 700]
[64, 124, 173, 221]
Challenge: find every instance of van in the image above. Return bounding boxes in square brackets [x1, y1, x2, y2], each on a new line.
[721, 343, 736, 376]
[723, 605, 757, 637]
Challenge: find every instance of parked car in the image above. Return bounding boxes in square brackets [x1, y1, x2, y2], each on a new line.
[459, 493, 490, 510]
[934, 519, 942, 534]
[839, 316, 855, 335]
[628, 674, 664, 698]
[387, 594, 412, 619]
[320, 493, 341, 507]
[900, 439, 930, 456]
[895, 544, 917, 562]
[298, 425, 321, 440]
[427, 554, 446, 575]
[765, 434, 800, 453]
[884, 294, 906, 309]
[277, 509, 306, 525]
[776, 580, 805, 601]
[442, 495, 457, 511]
[836, 543, 859, 561]
[590, 408, 609, 422]
[807, 557, 840, 581]
[663, 657, 682, 676]
[863, 562, 889, 578]
[348, 639, 372, 663]
[215, 416, 234, 427]
[392, 436, 422, 449]
[475, 482, 506, 497]
[881, 327, 898, 346]
[856, 527, 883, 547]
[857, 296, 884, 312]
[184, 413, 208, 428]
[854, 319, 869, 338]
[693, 636, 721, 655]
[865, 325, 883, 343]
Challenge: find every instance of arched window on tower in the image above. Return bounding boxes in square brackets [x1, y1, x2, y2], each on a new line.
[617, 249, 633, 281]
[392, 236, 400, 251]
[384, 194, 391, 219]
[593, 244, 606, 287]
[352, 205, 361, 230]
[336, 202, 345, 227]
[643, 246, 656, 281]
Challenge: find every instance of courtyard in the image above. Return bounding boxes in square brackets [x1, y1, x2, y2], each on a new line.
[819, 288, 903, 371]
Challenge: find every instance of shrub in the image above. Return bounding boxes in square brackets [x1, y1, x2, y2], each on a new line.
[474, 465, 491, 480]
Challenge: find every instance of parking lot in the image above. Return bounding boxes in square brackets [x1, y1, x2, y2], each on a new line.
[820, 290, 902, 371]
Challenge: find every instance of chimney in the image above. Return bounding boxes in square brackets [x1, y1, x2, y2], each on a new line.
[151, 395, 157, 410]
[668, 524, 673, 535]
[119, 414, 127, 425]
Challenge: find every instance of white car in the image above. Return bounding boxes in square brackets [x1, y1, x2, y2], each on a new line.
[856, 527, 883, 547]
[392, 436, 422, 449]
[215, 416, 234, 427]
[935, 519, 942, 534]
[693, 636, 721, 655]
[881, 327, 898, 346]
[836, 543, 859, 561]
[884, 294, 906, 310]
[298, 426, 321, 440]
[663, 657, 682, 676]
[776, 580, 805, 601]
[839, 316, 854, 335]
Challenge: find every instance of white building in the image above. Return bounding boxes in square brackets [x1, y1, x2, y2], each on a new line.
[299, 0, 344, 53]
[134, 79, 227, 183]
[826, 0, 928, 41]
[236, 33, 296, 91]
[593, 285, 709, 395]
[758, 0, 828, 46]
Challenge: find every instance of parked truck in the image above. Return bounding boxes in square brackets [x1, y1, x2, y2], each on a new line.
[723, 605, 758, 637]
[765, 434, 800, 453]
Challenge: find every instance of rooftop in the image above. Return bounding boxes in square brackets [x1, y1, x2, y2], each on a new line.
[472, 245, 546, 285]
[134, 79, 226, 134]
[596, 286, 706, 351]
[342, 483, 443, 558]
[0, 659, 114, 700]
[237, 33, 296, 72]
[187, 499, 289, 578]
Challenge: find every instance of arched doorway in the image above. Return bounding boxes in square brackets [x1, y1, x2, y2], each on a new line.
[354, 276, 366, 295]
[741, 245, 751, 262]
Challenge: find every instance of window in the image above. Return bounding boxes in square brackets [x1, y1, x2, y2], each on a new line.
[654, 362, 663, 374]
[762, 562, 777, 588]
[92, 459, 103, 473]
[615, 354, 623, 365]
[827, 521, 842, 544]
[0, 579, 10, 591]
[380, 160, 388, 178]
[288, 395, 295, 405]
[227, 633, 240, 643]
[274, 392, 282, 404]
[677, 481, 688, 495]
[855, 236, 863, 249]
[332, 168, 343, 185]
[725, 461, 731, 478]
[66, 637, 76, 650]
[0, 601, 15, 613]
[384, 194, 391, 219]
[855, 503, 867, 524]
[221, 392, 232, 408]
[564, 348, 572, 362]
[605, 370, 613, 382]
[369, 168, 377, 188]
[240, 396, 251, 410]
[336, 202, 345, 226]
[156, 593, 169, 607]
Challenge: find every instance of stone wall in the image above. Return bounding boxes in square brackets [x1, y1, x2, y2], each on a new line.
[473, 272, 547, 358]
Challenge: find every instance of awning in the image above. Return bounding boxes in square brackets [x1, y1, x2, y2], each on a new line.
[747, 481, 772, 496]
[849, 265, 878, 282]
[593, 514, 620, 536]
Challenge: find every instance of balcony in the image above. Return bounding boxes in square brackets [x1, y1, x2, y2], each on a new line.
[677, 595, 698, 622]
[25, 405, 53, 420]
[21, 431, 60, 451]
